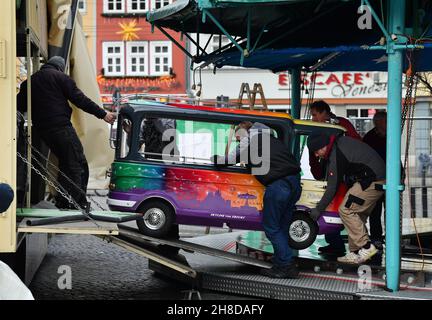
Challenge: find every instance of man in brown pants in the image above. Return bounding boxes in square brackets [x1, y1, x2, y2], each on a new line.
[307, 133, 385, 264]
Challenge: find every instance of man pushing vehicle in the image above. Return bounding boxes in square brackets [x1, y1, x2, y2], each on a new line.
[307, 133, 386, 264]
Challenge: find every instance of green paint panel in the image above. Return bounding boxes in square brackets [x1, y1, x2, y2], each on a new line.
[112, 162, 165, 192]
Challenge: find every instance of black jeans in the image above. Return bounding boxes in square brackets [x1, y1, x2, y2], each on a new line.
[40, 125, 89, 208]
[369, 195, 385, 242]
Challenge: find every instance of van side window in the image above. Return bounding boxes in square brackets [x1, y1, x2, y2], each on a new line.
[175, 120, 232, 165]
[119, 118, 132, 159]
[297, 133, 314, 179]
[138, 117, 178, 161]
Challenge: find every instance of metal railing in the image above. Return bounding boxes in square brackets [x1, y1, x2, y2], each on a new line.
[349, 115, 432, 218]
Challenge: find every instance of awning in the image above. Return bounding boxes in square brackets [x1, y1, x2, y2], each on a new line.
[147, 0, 432, 72]
[209, 44, 432, 72]
[147, 0, 356, 37]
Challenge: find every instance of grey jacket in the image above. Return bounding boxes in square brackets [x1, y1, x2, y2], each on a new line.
[316, 136, 386, 211]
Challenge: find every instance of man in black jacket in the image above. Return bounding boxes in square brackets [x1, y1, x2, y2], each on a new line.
[308, 133, 385, 264]
[17, 56, 116, 209]
[214, 122, 302, 278]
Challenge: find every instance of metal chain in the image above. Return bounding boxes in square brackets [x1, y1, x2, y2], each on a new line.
[403, 74, 418, 171]
[17, 114, 107, 212]
[400, 69, 419, 247]
[17, 113, 86, 197]
[87, 194, 107, 211]
[29, 143, 106, 211]
[18, 151, 103, 227]
[17, 151, 75, 207]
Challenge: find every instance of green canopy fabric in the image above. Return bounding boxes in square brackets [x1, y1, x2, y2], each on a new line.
[147, 0, 353, 36]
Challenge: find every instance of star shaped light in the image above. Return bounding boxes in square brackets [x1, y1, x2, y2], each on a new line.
[117, 20, 142, 41]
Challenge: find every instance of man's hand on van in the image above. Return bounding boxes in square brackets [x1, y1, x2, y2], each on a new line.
[310, 208, 321, 221]
[104, 112, 117, 125]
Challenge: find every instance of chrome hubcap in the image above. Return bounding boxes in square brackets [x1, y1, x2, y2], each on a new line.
[289, 220, 311, 242]
[143, 208, 166, 230]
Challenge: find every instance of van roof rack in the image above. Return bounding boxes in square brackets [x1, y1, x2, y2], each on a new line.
[113, 83, 270, 112]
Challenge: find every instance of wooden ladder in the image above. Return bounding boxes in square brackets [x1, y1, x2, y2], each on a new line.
[237, 83, 268, 110]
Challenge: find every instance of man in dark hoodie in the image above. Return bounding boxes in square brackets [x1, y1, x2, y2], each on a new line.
[17, 56, 116, 209]
[307, 133, 385, 264]
[214, 122, 302, 278]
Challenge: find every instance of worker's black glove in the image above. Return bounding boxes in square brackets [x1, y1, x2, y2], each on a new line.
[310, 208, 322, 221]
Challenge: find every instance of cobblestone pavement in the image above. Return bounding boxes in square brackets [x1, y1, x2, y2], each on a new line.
[29, 234, 190, 300]
[29, 192, 250, 300]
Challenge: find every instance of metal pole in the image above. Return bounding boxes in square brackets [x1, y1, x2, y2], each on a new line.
[25, 29, 32, 208]
[422, 169, 427, 217]
[290, 68, 301, 119]
[385, 0, 406, 292]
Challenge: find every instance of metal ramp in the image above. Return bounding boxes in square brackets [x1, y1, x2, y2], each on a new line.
[17, 211, 432, 299]
[115, 225, 271, 269]
[145, 231, 432, 300]
[18, 218, 119, 236]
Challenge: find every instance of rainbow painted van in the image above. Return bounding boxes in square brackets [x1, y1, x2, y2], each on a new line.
[107, 101, 346, 249]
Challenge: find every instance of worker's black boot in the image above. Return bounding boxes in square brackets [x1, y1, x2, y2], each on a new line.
[260, 263, 299, 279]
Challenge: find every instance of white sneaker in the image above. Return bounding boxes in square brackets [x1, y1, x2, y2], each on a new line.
[357, 244, 378, 263]
[337, 252, 360, 264]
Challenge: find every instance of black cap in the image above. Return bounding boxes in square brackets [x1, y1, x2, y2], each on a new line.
[0, 183, 14, 213]
[47, 56, 66, 72]
[307, 133, 330, 152]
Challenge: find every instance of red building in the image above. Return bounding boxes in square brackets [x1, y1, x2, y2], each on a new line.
[96, 0, 186, 102]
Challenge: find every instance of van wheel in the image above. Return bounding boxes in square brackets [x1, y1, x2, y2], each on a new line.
[288, 211, 318, 250]
[136, 201, 175, 238]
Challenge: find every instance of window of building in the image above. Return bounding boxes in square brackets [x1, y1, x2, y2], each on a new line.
[103, 41, 173, 77]
[104, 0, 125, 13]
[126, 42, 148, 76]
[150, 41, 172, 76]
[152, 0, 172, 10]
[78, 0, 86, 13]
[103, 42, 125, 76]
[127, 0, 148, 13]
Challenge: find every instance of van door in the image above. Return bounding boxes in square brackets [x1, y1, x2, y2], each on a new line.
[168, 119, 264, 230]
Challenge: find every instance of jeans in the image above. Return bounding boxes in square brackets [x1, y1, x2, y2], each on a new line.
[262, 174, 302, 266]
[40, 125, 89, 208]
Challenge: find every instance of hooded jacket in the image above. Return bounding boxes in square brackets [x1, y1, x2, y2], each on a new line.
[315, 136, 386, 211]
[17, 63, 106, 130]
[309, 116, 361, 180]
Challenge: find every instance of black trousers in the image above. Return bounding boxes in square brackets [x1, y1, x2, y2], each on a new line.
[40, 125, 89, 208]
[369, 195, 385, 242]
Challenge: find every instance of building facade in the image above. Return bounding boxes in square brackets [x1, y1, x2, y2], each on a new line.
[79, 0, 98, 72]
[92, 0, 187, 104]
